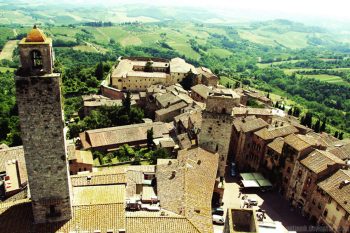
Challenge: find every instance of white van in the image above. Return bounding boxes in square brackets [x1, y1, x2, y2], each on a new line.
[212, 215, 225, 225]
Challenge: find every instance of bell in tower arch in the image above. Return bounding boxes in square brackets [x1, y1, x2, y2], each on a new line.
[18, 25, 54, 76]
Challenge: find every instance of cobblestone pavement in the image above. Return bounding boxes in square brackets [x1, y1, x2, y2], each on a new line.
[213, 174, 313, 233]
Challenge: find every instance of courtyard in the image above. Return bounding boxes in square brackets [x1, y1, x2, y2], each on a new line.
[214, 174, 315, 233]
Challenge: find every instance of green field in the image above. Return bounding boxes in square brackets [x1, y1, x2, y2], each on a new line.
[257, 60, 304, 68]
[0, 40, 18, 61]
[238, 29, 309, 49]
[219, 76, 236, 86]
[297, 74, 348, 85]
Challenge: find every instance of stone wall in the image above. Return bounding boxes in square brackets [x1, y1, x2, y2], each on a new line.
[206, 95, 240, 114]
[19, 43, 53, 75]
[15, 74, 72, 223]
[199, 111, 233, 176]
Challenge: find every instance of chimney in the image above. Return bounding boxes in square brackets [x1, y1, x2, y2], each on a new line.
[339, 180, 350, 189]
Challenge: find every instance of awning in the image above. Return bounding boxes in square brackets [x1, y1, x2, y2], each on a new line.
[252, 173, 265, 180]
[256, 179, 273, 187]
[241, 180, 260, 188]
[240, 173, 255, 181]
[240, 173, 272, 188]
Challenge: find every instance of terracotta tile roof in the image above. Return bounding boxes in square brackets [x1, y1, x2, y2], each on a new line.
[155, 101, 188, 116]
[174, 109, 202, 130]
[284, 134, 316, 151]
[306, 132, 339, 147]
[0, 146, 27, 185]
[255, 125, 298, 141]
[177, 133, 193, 149]
[318, 169, 350, 213]
[300, 150, 345, 174]
[191, 84, 211, 99]
[240, 118, 268, 133]
[0, 200, 126, 233]
[127, 165, 156, 173]
[70, 170, 126, 187]
[157, 147, 218, 233]
[327, 139, 350, 161]
[73, 185, 125, 206]
[126, 216, 200, 233]
[196, 67, 216, 79]
[156, 92, 183, 108]
[25, 26, 47, 43]
[170, 57, 197, 74]
[267, 137, 285, 154]
[232, 107, 274, 117]
[80, 122, 170, 149]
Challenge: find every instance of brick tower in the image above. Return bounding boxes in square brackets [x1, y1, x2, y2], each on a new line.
[15, 26, 72, 223]
[199, 92, 240, 177]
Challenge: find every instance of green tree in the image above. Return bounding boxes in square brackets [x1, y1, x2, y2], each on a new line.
[235, 81, 240, 88]
[144, 61, 153, 72]
[334, 131, 339, 138]
[95, 61, 104, 80]
[147, 127, 154, 149]
[122, 91, 131, 114]
[292, 107, 300, 117]
[320, 118, 326, 132]
[180, 69, 196, 90]
[150, 148, 170, 164]
[313, 119, 321, 133]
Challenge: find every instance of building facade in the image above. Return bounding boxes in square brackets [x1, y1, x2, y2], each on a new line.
[199, 93, 240, 176]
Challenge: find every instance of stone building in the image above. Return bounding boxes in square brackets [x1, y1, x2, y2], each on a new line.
[286, 150, 345, 213]
[67, 144, 94, 175]
[79, 122, 172, 151]
[309, 169, 350, 233]
[249, 125, 298, 171]
[195, 67, 219, 87]
[279, 134, 326, 196]
[223, 208, 258, 233]
[232, 107, 274, 124]
[15, 26, 72, 223]
[199, 92, 240, 176]
[231, 117, 269, 171]
[111, 57, 198, 91]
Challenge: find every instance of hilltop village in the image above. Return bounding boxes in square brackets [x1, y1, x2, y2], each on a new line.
[0, 27, 349, 233]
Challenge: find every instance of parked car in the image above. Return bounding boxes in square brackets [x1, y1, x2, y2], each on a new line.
[212, 214, 225, 225]
[212, 207, 224, 216]
[247, 198, 258, 206]
[230, 162, 237, 177]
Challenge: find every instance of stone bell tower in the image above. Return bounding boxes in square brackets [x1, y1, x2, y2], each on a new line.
[199, 92, 239, 177]
[15, 26, 72, 223]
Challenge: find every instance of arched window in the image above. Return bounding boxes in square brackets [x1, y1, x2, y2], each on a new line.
[221, 108, 226, 114]
[31, 50, 43, 70]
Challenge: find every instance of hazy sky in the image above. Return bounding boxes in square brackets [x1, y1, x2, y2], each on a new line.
[151, 0, 350, 21]
[56, 0, 349, 21]
[28, 0, 350, 22]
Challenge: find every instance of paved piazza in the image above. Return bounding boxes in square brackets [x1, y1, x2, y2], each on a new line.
[214, 174, 314, 233]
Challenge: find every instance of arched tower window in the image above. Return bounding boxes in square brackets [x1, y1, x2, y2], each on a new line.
[31, 50, 43, 70]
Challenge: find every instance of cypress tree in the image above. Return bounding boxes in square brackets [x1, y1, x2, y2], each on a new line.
[320, 119, 326, 132]
[334, 131, 339, 138]
[313, 119, 321, 133]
